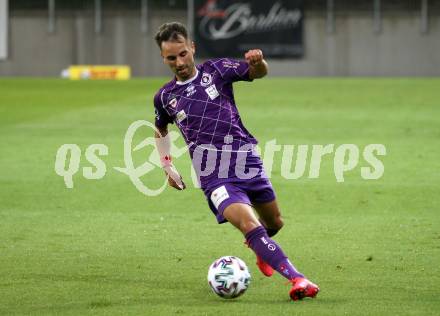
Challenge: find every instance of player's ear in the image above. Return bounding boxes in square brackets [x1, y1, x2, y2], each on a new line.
[160, 49, 167, 64]
[159, 46, 165, 60]
[191, 41, 195, 55]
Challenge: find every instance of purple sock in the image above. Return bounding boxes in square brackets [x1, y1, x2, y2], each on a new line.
[245, 226, 304, 280]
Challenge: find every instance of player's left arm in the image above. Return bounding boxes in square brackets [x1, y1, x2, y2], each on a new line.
[245, 49, 268, 80]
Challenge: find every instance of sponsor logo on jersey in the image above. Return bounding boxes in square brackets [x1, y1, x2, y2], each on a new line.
[176, 110, 187, 123]
[200, 72, 213, 86]
[205, 84, 219, 100]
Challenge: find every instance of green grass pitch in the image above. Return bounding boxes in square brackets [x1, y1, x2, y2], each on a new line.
[1, 78, 439, 315]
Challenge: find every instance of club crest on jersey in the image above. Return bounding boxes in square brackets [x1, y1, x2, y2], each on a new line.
[176, 110, 187, 123]
[200, 72, 212, 87]
[205, 84, 219, 100]
[169, 97, 177, 108]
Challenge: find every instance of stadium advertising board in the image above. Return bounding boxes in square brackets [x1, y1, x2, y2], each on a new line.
[0, 0, 7, 59]
[194, 0, 304, 58]
[63, 65, 131, 80]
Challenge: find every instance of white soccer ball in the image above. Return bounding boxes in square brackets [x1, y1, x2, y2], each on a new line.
[207, 256, 251, 299]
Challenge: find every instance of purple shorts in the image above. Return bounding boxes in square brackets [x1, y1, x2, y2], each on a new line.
[203, 175, 276, 224]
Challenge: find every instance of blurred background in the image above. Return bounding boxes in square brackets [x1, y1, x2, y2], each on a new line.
[0, 0, 439, 77]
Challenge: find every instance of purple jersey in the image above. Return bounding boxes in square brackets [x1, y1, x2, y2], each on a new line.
[153, 58, 261, 189]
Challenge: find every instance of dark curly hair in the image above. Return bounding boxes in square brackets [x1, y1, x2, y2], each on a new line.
[154, 22, 189, 49]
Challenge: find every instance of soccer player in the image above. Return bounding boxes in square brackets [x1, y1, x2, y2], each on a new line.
[153, 22, 319, 301]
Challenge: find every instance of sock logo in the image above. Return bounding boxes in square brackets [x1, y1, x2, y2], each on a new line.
[280, 264, 290, 276]
[260, 237, 268, 245]
[260, 236, 276, 251]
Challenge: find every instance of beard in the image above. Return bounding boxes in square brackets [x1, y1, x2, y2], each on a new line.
[175, 62, 195, 81]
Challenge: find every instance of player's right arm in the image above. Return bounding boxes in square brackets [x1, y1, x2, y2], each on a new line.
[154, 92, 186, 190]
[210, 51, 267, 83]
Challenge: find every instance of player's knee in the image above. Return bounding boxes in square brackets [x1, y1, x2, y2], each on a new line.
[266, 217, 283, 237]
[275, 217, 284, 230]
[268, 216, 283, 230]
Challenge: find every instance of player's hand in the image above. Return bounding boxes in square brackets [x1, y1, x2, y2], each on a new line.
[163, 165, 186, 190]
[245, 49, 264, 66]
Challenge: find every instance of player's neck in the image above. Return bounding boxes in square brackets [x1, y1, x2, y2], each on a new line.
[176, 67, 198, 84]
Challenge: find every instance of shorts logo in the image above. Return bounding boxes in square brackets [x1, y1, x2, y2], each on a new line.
[210, 185, 229, 209]
[176, 110, 187, 123]
[169, 98, 177, 108]
[200, 72, 212, 87]
[205, 84, 219, 100]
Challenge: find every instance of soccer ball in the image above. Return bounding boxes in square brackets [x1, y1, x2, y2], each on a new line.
[207, 256, 251, 299]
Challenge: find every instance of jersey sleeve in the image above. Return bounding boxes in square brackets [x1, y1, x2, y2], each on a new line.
[153, 90, 173, 128]
[210, 58, 253, 83]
